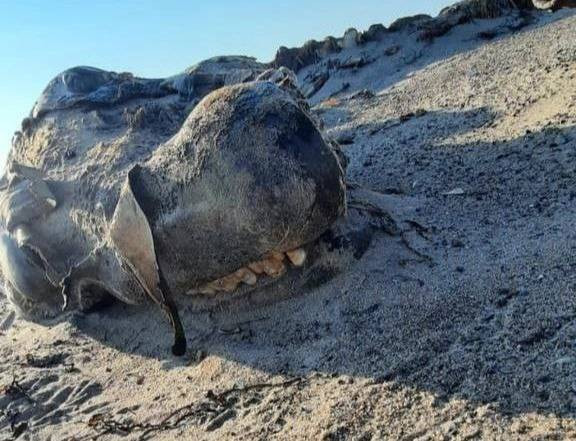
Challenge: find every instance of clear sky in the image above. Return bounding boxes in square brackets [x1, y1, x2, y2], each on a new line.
[0, 0, 454, 166]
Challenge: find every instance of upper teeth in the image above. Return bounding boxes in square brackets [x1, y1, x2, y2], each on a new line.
[286, 248, 307, 266]
[187, 247, 306, 296]
[235, 268, 257, 285]
[260, 252, 286, 278]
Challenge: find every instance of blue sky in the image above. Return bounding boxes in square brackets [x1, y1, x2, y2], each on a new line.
[0, 0, 453, 165]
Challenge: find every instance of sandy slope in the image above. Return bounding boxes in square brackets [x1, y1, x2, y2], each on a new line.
[1, 8, 576, 441]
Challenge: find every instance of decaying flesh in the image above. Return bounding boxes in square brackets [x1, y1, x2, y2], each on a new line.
[0, 62, 356, 355]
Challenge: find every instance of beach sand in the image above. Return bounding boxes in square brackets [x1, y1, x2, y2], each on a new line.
[1, 8, 576, 441]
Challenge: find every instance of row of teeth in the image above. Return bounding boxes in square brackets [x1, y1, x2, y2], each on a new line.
[187, 248, 307, 296]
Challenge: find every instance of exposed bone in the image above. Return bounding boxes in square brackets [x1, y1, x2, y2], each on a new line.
[286, 248, 307, 267]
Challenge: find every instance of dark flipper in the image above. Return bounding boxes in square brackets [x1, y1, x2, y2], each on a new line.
[158, 269, 186, 356]
[109, 168, 187, 356]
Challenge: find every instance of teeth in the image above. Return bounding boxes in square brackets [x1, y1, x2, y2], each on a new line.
[189, 267, 257, 295]
[190, 247, 306, 296]
[235, 268, 257, 285]
[286, 248, 306, 266]
[248, 261, 265, 275]
[269, 252, 285, 262]
[212, 273, 241, 292]
[262, 258, 286, 278]
[248, 252, 284, 277]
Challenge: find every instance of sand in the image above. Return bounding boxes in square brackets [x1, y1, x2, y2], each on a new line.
[1, 7, 576, 441]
